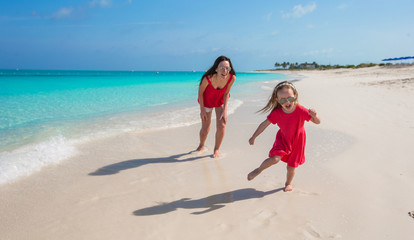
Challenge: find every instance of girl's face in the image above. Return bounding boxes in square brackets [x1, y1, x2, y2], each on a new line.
[215, 61, 231, 79]
[277, 87, 297, 113]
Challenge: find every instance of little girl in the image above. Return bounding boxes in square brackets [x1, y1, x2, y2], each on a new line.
[247, 81, 321, 192]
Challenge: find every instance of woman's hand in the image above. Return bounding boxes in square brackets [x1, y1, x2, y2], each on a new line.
[200, 110, 208, 121]
[219, 110, 228, 124]
[249, 137, 255, 145]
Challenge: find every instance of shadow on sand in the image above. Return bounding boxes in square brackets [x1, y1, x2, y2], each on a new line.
[133, 188, 284, 216]
[89, 152, 209, 176]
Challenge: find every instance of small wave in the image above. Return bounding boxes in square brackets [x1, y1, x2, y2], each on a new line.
[260, 86, 274, 91]
[0, 135, 78, 186]
[122, 98, 244, 132]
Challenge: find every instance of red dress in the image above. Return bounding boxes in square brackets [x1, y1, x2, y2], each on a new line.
[267, 104, 312, 168]
[201, 74, 233, 108]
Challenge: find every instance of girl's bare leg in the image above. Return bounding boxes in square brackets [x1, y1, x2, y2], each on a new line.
[247, 156, 280, 181]
[284, 166, 296, 192]
[197, 111, 212, 151]
[213, 106, 226, 157]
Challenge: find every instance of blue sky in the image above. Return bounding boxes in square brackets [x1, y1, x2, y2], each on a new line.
[1, 0, 413, 71]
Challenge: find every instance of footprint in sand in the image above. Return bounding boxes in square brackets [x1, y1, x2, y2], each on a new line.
[248, 210, 278, 227]
[409, 211, 414, 219]
[303, 223, 321, 239]
[295, 189, 319, 196]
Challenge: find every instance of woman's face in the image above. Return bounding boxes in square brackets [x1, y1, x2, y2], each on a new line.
[215, 61, 231, 79]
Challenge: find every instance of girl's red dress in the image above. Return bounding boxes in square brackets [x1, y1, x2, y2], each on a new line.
[267, 104, 312, 168]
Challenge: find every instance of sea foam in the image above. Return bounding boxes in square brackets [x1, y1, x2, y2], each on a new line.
[0, 135, 77, 186]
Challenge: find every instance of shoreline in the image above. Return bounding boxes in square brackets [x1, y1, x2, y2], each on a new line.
[0, 71, 287, 186]
[1, 66, 414, 239]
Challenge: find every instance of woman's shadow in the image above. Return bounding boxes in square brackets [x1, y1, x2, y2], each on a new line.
[133, 188, 284, 216]
[89, 152, 208, 176]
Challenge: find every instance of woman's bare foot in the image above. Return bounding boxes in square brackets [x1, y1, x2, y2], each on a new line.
[284, 184, 293, 192]
[196, 145, 205, 152]
[213, 149, 220, 158]
[247, 168, 261, 181]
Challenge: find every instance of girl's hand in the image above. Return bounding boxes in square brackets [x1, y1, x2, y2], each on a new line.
[309, 108, 317, 117]
[308, 108, 321, 124]
[249, 137, 255, 145]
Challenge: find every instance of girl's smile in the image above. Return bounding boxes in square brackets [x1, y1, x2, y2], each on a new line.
[281, 101, 296, 113]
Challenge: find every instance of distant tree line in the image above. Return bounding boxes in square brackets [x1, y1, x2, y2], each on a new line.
[274, 61, 393, 70]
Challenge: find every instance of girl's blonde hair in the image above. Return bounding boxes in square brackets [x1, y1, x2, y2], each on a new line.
[258, 81, 298, 113]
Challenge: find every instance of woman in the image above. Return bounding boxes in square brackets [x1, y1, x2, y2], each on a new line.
[197, 56, 236, 158]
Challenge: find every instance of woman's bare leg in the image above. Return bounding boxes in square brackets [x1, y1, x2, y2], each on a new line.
[197, 111, 212, 151]
[213, 106, 226, 157]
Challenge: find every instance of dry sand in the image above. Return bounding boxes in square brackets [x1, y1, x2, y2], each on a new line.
[1, 66, 414, 239]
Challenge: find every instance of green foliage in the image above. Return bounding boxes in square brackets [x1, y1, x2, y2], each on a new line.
[273, 60, 386, 70]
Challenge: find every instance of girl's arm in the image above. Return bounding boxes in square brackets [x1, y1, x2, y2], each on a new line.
[198, 78, 209, 121]
[249, 119, 271, 145]
[219, 75, 236, 123]
[309, 108, 321, 124]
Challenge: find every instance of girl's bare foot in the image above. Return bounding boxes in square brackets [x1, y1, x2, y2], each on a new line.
[284, 184, 293, 192]
[247, 168, 261, 181]
[213, 149, 220, 158]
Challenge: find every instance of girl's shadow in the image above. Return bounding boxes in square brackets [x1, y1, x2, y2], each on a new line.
[89, 152, 208, 176]
[133, 188, 284, 216]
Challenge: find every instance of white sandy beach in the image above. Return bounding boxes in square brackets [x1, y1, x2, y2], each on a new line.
[1, 65, 414, 239]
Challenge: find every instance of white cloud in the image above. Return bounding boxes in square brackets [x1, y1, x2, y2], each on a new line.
[338, 4, 348, 10]
[127, 22, 167, 25]
[283, 2, 316, 19]
[303, 48, 333, 56]
[89, 0, 112, 8]
[192, 49, 207, 54]
[263, 12, 273, 22]
[52, 7, 73, 19]
[50, 0, 113, 20]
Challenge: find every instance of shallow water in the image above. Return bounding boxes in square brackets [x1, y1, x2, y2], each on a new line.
[0, 70, 287, 185]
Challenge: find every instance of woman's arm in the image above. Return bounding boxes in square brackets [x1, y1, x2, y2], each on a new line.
[220, 75, 236, 123]
[198, 78, 209, 121]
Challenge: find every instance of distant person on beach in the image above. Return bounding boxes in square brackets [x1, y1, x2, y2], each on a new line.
[247, 81, 321, 192]
[196, 56, 236, 158]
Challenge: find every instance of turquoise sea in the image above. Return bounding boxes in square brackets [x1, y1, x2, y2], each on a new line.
[0, 70, 287, 185]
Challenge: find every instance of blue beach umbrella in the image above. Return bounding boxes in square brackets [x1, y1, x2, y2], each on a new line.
[382, 56, 414, 63]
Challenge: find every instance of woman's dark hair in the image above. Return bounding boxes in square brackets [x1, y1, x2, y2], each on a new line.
[200, 56, 236, 84]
